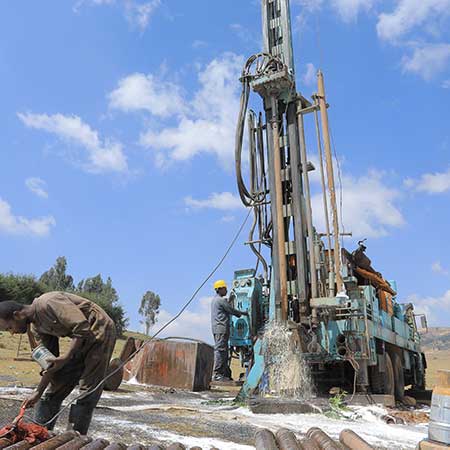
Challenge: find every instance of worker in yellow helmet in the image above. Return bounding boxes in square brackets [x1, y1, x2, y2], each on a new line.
[211, 280, 247, 381]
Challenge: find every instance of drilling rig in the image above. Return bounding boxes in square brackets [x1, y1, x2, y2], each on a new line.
[229, 0, 427, 401]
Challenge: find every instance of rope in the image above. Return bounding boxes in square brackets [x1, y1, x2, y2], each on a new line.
[26, 208, 252, 427]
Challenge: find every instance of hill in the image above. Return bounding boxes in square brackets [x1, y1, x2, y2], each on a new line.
[420, 327, 450, 351]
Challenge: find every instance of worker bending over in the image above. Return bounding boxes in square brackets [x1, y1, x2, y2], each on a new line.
[211, 280, 247, 381]
[0, 291, 116, 435]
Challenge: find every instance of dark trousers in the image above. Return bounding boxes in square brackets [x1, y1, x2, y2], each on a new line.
[213, 333, 231, 378]
[35, 328, 116, 435]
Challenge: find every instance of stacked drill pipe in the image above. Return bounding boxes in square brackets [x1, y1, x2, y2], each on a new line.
[255, 426, 374, 450]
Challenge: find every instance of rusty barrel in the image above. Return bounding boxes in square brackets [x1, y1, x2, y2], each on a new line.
[306, 428, 340, 450]
[339, 429, 374, 450]
[104, 358, 124, 391]
[429, 369, 450, 445]
[255, 429, 278, 450]
[276, 428, 300, 450]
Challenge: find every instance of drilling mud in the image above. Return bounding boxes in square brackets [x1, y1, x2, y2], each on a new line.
[262, 322, 314, 400]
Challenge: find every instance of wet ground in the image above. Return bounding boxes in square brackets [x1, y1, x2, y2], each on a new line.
[0, 384, 428, 450]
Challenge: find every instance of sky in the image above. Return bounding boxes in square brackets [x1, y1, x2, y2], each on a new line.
[0, 0, 449, 343]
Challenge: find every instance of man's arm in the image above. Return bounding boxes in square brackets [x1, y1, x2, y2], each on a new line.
[219, 298, 247, 317]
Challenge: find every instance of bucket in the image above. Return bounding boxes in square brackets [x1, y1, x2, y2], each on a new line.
[31, 344, 55, 370]
[429, 369, 450, 445]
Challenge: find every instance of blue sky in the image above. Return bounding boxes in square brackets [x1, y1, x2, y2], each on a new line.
[1, 0, 449, 341]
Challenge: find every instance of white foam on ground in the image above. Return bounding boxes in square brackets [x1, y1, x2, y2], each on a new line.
[94, 416, 253, 450]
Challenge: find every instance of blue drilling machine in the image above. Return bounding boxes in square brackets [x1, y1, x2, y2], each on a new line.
[229, 0, 427, 401]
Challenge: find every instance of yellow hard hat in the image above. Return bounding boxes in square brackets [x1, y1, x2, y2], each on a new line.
[214, 280, 227, 290]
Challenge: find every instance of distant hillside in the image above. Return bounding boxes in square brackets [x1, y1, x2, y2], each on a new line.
[420, 327, 450, 350]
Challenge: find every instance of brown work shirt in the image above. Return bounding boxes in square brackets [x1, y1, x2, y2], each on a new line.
[30, 291, 114, 351]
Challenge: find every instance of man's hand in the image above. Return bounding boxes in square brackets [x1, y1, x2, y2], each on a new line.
[22, 391, 42, 409]
[45, 356, 68, 375]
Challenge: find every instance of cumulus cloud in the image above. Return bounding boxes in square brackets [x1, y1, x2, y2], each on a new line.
[149, 296, 213, 343]
[312, 170, 405, 238]
[302, 62, 317, 86]
[407, 290, 450, 326]
[25, 177, 48, 199]
[135, 52, 244, 168]
[18, 112, 128, 174]
[184, 192, 243, 211]
[432, 261, 449, 276]
[401, 43, 450, 80]
[331, 0, 378, 22]
[108, 73, 185, 117]
[0, 197, 55, 237]
[75, 0, 161, 31]
[405, 167, 450, 193]
[377, 0, 450, 42]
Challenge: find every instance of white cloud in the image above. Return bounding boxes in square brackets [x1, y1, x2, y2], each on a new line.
[75, 0, 160, 31]
[0, 197, 55, 237]
[184, 192, 243, 211]
[312, 170, 405, 238]
[108, 73, 185, 117]
[125, 0, 161, 31]
[302, 62, 317, 86]
[405, 167, 450, 193]
[192, 40, 208, 49]
[150, 296, 213, 343]
[332, 0, 377, 22]
[377, 0, 450, 42]
[25, 177, 48, 199]
[18, 112, 128, 174]
[138, 52, 244, 168]
[401, 43, 450, 80]
[432, 261, 449, 276]
[407, 290, 450, 326]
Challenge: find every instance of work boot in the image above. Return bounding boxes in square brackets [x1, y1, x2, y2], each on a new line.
[34, 398, 61, 430]
[67, 403, 95, 435]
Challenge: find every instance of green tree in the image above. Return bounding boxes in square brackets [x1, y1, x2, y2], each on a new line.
[40, 257, 74, 291]
[0, 273, 46, 304]
[139, 291, 161, 335]
[77, 274, 128, 336]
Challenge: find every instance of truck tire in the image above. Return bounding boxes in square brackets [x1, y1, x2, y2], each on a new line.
[370, 352, 394, 396]
[391, 352, 405, 400]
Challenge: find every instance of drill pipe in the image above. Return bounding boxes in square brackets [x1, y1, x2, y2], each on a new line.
[190, 447, 203, 450]
[297, 438, 320, 450]
[3, 441, 31, 450]
[80, 439, 110, 450]
[126, 446, 145, 450]
[306, 428, 340, 450]
[33, 432, 79, 450]
[103, 444, 126, 450]
[147, 446, 164, 450]
[0, 439, 12, 450]
[255, 429, 278, 450]
[339, 429, 374, 450]
[166, 445, 186, 450]
[57, 436, 92, 450]
[275, 428, 300, 450]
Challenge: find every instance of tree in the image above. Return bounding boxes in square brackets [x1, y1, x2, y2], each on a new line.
[77, 274, 128, 336]
[139, 291, 161, 335]
[40, 257, 74, 292]
[0, 274, 46, 304]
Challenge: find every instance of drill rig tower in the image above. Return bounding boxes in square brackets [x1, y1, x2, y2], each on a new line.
[231, 0, 426, 400]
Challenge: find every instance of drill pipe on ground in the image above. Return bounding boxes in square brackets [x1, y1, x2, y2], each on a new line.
[306, 428, 340, 450]
[80, 439, 110, 450]
[4, 441, 31, 450]
[147, 446, 163, 450]
[255, 429, 278, 450]
[339, 429, 374, 450]
[166, 445, 186, 450]
[33, 432, 79, 450]
[126, 446, 145, 450]
[103, 445, 126, 450]
[57, 436, 92, 450]
[275, 428, 300, 450]
[298, 438, 321, 450]
[0, 439, 12, 450]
